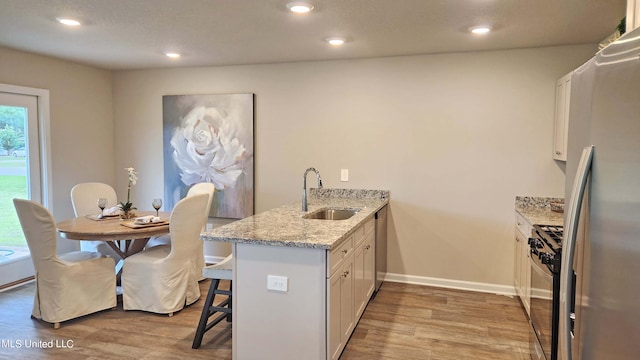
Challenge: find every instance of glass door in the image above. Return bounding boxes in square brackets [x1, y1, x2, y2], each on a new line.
[0, 91, 40, 287]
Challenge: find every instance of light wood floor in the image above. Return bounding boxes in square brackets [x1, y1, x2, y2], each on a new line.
[0, 280, 530, 359]
[341, 283, 530, 360]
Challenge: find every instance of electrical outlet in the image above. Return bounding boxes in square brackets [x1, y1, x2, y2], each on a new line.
[267, 275, 288, 292]
[340, 169, 349, 182]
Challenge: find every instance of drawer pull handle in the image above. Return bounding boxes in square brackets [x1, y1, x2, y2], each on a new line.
[365, 245, 371, 250]
[342, 270, 350, 277]
[342, 249, 348, 255]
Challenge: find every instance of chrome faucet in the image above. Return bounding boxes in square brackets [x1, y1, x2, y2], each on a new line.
[302, 167, 323, 212]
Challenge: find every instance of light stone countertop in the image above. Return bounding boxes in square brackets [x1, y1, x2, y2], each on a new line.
[201, 189, 389, 250]
[515, 196, 564, 226]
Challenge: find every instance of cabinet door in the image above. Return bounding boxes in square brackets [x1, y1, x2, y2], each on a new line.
[553, 72, 572, 161]
[355, 230, 376, 320]
[363, 232, 375, 300]
[519, 230, 531, 315]
[328, 272, 342, 360]
[340, 260, 354, 344]
[354, 243, 366, 319]
[516, 229, 531, 315]
[514, 233, 522, 294]
[328, 256, 354, 360]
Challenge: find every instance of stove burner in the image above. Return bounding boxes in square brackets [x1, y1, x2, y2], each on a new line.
[534, 224, 564, 251]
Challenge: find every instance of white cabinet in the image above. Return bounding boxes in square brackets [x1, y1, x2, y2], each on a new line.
[328, 256, 354, 360]
[515, 212, 532, 316]
[363, 233, 375, 302]
[354, 219, 375, 319]
[327, 216, 376, 360]
[553, 71, 572, 161]
[327, 233, 354, 360]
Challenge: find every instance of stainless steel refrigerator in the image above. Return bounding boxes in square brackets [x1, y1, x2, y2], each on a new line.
[560, 26, 640, 360]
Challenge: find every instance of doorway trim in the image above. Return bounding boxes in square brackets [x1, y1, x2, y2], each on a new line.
[0, 83, 52, 208]
[0, 83, 51, 286]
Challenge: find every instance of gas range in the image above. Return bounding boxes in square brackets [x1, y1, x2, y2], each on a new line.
[533, 224, 563, 254]
[529, 224, 565, 360]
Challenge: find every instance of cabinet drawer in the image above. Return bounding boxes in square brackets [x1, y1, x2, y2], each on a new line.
[515, 212, 533, 238]
[327, 236, 353, 277]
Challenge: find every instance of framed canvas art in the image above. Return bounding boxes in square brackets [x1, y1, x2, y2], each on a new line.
[163, 94, 254, 219]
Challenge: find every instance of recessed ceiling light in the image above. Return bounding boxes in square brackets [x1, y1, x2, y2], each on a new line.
[326, 37, 345, 46]
[164, 52, 181, 58]
[470, 26, 491, 35]
[286, 2, 314, 13]
[57, 18, 81, 26]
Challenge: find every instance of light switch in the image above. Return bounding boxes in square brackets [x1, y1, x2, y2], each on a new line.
[341, 169, 349, 182]
[267, 275, 288, 292]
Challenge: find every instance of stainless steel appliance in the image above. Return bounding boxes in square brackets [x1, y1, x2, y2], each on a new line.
[529, 225, 564, 360]
[559, 26, 640, 360]
[374, 205, 387, 292]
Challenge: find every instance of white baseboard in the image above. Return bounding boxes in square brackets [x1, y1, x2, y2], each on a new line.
[384, 272, 517, 296]
[0, 278, 35, 293]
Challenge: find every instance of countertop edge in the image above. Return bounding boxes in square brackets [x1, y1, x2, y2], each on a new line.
[515, 197, 564, 227]
[202, 195, 389, 250]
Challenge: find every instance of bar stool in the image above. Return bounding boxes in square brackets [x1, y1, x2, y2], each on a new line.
[192, 254, 233, 349]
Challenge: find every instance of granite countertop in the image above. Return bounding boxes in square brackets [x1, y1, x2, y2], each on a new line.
[515, 196, 564, 226]
[201, 189, 389, 249]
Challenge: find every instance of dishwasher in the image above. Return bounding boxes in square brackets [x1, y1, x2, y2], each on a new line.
[374, 205, 387, 292]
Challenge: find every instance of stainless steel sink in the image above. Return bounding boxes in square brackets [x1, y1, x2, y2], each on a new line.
[303, 207, 360, 220]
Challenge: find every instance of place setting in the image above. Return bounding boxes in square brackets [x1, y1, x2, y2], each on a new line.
[120, 198, 169, 228]
[85, 198, 120, 221]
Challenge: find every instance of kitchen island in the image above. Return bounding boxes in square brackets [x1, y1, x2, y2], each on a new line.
[201, 188, 389, 360]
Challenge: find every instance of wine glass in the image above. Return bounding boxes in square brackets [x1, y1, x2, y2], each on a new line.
[152, 198, 162, 217]
[97, 198, 108, 217]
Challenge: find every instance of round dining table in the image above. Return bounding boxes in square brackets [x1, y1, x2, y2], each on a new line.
[56, 211, 171, 261]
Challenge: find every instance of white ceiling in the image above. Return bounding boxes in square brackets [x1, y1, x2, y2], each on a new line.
[0, 0, 627, 70]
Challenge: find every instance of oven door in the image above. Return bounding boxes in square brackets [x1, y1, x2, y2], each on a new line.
[529, 250, 554, 360]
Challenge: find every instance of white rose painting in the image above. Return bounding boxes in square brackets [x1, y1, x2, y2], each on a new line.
[163, 94, 254, 219]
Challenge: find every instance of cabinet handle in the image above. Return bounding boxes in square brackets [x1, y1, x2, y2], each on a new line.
[556, 151, 562, 155]
[515, 237, 519, 242]
[342, 249, 348, 255]
[342, 270, 350, 277]
[365, 245, 371, 250]
[517, 222, 522, 226]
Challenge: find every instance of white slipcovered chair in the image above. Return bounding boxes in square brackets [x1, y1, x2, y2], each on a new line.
[13, 198, 116, 329]
[70, 182, 122, 261]
[122, 193, 209, 315]
[147, 182, 215, 280]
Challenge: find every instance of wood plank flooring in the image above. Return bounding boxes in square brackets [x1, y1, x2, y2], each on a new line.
[0, 280, 530, 359]
[0, 280, 232, 360]
[341, 283, 531, 360]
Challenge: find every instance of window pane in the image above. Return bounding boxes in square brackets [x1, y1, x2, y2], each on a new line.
[0, 105, 28, 263]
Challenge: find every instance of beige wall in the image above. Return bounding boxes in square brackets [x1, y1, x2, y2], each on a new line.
[113, 44, 596, 287]
[0, 42, 596, 287]
[0, 46, 114, 252]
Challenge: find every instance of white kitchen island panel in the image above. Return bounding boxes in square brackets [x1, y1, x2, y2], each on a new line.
[233, 242, 327, 360]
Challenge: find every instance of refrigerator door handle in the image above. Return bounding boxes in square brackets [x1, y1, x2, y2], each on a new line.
[559, 145, 594, 360]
